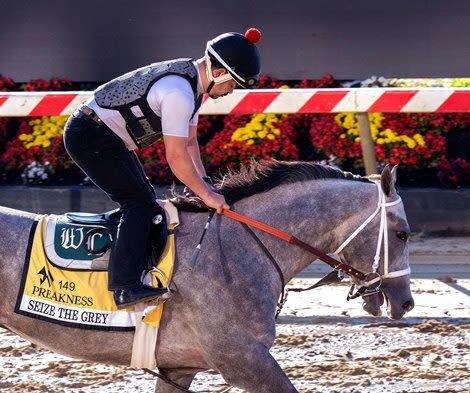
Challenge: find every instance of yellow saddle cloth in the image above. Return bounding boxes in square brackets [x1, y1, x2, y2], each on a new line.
[15, 215, 175, 331]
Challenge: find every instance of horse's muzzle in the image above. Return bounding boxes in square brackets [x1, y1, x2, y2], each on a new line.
[402, 298, 415, 312]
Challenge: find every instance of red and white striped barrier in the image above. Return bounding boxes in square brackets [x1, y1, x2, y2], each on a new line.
[1, 88, 469, 116]
[0, 92, 91, 117]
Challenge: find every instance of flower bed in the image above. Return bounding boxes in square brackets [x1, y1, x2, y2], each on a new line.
[0, 74, 469, 187]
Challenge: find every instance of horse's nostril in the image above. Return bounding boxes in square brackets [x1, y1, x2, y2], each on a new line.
[402, 300, 414, 311]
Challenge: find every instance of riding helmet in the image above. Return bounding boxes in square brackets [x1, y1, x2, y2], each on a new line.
[205, 28, 261, 90]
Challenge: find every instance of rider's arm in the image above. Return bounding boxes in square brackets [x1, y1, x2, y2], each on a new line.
[187, 124, 207, 178]
[163, 135, 228, 213]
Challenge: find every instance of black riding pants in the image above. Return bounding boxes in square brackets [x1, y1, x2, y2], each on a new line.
[63, 114, 161, 290]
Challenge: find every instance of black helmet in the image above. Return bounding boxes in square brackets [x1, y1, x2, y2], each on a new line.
[205, 28, 261, 90]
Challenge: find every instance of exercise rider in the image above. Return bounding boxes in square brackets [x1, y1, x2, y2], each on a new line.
[63, 28, 262, 308]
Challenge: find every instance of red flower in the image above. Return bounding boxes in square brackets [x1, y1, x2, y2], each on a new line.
[438, 158, 470, 186]
[0, 75, 15, 91]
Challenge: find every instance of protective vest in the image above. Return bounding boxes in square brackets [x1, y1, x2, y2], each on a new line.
[94, 58, 203, 148]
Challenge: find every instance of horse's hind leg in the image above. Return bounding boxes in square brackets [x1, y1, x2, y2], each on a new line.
[154, 368, 196, 393]
[215, 344, 298, 393]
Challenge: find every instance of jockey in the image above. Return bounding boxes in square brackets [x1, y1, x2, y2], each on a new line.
[63, 28, 262, 308]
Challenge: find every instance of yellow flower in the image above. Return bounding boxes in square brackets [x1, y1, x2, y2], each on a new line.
[347, 128, 359, 136]
[413, 134, 426, 146]
[336, 112, 386, 143]
[230, 113, 281, 145]
[377, 138, 385, 144]
[252, 123, 263, 132]
[230, 113, 282, 146]
[21, 115, 67, 149]
[406, 140, 416, 149]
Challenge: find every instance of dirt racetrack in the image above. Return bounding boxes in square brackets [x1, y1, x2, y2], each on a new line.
[1, 275, 469, 393]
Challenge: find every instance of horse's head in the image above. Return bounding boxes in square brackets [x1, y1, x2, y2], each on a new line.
[335, 165, 414, 320]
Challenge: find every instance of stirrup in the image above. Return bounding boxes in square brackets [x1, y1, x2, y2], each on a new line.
[141, 266, 171, 290]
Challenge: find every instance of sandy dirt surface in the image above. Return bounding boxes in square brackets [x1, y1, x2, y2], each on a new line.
[409, 236, 470, 256]
[1, 275, 469, 393]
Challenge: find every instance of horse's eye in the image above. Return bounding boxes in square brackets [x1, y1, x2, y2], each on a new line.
[396, 231, 409, 241]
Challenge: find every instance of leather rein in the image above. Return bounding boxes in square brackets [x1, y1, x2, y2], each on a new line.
[223, 208, 367, 316]
[223, 209, 367, 282]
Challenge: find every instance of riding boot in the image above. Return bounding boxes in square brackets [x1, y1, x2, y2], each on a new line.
[113, 286, 173, 309]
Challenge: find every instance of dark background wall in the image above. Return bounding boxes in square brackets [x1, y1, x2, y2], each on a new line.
[0, 0, 468, 82]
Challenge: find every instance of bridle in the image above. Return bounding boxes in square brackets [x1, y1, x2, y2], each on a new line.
[222, 181, 410, 306]
[332, 181, 410, 298]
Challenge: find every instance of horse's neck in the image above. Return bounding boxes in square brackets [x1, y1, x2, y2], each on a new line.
[233, 181, 375, 282]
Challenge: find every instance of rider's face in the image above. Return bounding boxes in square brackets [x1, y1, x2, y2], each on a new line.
[208, 69, 238, 99]
[209, 79, 237, 99]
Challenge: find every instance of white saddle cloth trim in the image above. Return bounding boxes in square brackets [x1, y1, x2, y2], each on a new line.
[157, 199, 180, 227]
[131, 303, 158, 369]
[131, 199, 178, 368]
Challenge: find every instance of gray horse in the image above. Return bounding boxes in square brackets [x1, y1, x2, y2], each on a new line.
[0, 161, 414, 392]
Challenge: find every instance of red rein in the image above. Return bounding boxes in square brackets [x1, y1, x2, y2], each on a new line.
[222, 209, 366, 281]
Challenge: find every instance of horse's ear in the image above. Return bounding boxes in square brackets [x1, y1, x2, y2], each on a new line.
[380, 165, 398, 197]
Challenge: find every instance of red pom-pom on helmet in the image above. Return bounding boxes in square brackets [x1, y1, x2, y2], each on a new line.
[245, 28, 261, 44]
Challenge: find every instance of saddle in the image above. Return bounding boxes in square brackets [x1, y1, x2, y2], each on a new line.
[44, 204, 172, 271]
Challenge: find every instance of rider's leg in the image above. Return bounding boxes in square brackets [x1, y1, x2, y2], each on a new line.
[63, 115, 169, 306]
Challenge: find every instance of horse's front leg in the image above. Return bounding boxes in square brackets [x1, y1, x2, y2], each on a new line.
[154, 368, 196, 393]
[213, 342, 298, 393]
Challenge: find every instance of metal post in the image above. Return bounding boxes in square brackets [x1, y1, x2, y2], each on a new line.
[357, 112, 378, 175]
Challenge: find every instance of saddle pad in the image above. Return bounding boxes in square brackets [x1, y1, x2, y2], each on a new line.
[15, 216, 175, 331]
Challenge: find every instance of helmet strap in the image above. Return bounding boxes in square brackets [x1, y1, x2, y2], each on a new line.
[207, 80, 215, 95]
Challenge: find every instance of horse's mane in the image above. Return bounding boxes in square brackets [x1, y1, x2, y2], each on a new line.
[172, 160, 372, 211]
